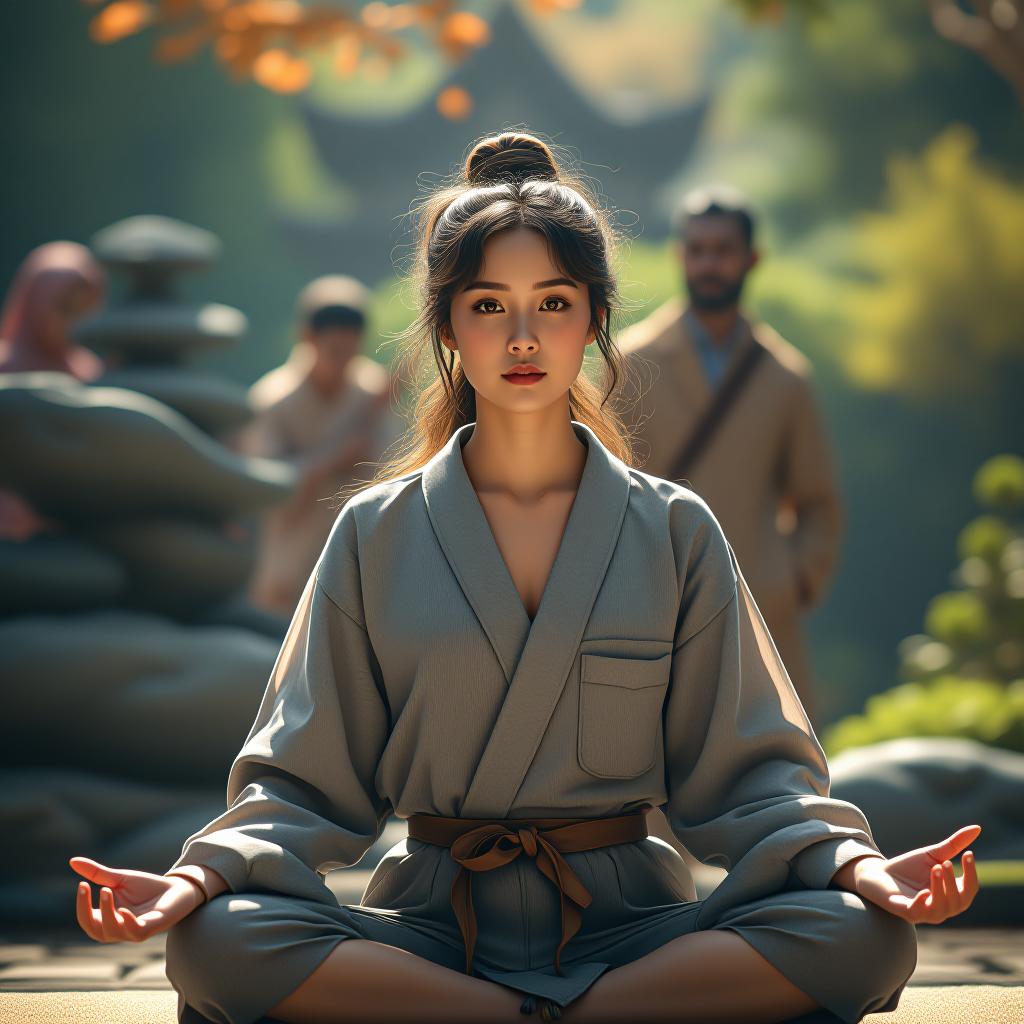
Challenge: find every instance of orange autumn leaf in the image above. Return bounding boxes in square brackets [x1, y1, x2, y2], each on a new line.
[529, 0, 582, 12]
[411, 0, 455, 26]
[240, 0, 304, 27]
[252, 47, 312, 92]
[440, 10, 489, 48]
[221, 7, 253, 32]
[217, 32, 269, 78]
[155, 25, 212, 63]
[90, 0, 154, 43]
[157, 0, 197, 19]
[437, 84, 472, 119]
[333, 34, 362, 77]
[215, 33, 242, 61]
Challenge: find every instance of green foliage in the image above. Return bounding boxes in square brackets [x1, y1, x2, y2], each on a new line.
[824, 454, 1024, 754]
[841, 126, 1024, 398]
[905, 455, 1024, 684]
[975, 454, 1024, 511]
[821, 676, 1024, 757]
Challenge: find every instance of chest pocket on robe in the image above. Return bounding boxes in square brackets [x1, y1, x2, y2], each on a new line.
[577, 650, 672, 779]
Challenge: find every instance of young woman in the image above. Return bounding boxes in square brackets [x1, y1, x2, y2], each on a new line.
[71, 132, 979, 1024]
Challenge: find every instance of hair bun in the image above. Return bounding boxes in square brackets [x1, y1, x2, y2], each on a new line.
[465, 132, 559, 187]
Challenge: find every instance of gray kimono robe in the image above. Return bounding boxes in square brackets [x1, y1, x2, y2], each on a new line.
[164, 420, 916, 1024]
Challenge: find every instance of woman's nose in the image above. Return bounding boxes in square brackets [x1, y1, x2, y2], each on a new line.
[508, 328, 539, 352]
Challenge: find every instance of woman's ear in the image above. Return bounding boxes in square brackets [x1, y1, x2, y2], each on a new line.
[439, 322, 457, 353]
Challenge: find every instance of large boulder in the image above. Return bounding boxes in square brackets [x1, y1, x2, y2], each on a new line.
[0, 610, 276, 786]
[829, 737, 1024, 861]
[0, 374, 295, 520]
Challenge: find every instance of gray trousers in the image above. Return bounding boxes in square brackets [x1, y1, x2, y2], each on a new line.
[165, 883, 916, 1024]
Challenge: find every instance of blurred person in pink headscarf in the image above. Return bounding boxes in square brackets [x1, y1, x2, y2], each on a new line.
[0, 240, 106, 380]
[0, 240, 106, 539]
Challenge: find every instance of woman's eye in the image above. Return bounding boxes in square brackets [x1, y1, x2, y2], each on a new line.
[542, 296, 569, 311]
[474, 299, 503, 314]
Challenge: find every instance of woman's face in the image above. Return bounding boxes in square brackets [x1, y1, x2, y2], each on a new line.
[34, 278, 97, 351]
[442, 226, 598, 415]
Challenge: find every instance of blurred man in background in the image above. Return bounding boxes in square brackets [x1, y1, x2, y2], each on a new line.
[238, 274, 406, 615]
[609, 185, 844, 728]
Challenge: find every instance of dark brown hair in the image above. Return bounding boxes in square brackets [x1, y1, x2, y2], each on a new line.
[338, 129, 636, 504]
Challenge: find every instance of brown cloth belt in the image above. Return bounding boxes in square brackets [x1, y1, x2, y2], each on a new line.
[406, 806, 650, 977]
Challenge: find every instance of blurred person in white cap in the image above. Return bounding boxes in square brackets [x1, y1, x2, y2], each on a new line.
[238, 274, 406, 614]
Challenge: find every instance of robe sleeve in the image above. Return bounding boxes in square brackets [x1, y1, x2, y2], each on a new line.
[166, 507, 393, 904]
[663, 500, 882, 904]
[780, 374, 844, 610]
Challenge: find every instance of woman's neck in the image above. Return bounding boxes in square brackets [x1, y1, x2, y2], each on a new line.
[461, 400, 586, 503]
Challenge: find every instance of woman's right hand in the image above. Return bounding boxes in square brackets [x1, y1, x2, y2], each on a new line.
[70, 856, 204, 943]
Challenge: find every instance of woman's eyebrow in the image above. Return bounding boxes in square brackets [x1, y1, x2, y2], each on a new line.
[461, 277, 579, 292]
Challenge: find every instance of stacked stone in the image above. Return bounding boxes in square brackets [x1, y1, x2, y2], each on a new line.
[0, 216, 297, 923]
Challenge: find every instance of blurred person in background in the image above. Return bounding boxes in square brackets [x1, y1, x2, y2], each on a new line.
[0, 240, 105, 380]
[237, 274, 406, 615]
[610, 185, 843, 730]
[0, 240, 106, 540]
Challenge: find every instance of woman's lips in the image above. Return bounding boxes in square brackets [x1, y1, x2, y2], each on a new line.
[501, 371, 546, 386]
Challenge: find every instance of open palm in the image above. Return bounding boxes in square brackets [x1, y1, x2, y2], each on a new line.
[70, 856, 201, 943]
[853, 824, 981, 925]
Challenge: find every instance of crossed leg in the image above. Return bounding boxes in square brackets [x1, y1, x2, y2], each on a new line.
[265, 928, 819, 1024]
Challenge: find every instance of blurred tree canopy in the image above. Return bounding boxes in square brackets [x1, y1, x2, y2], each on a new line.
[754, 0, 1024, 108]
[841, 124, 1024, 399]
[689, 0, 1023, 240]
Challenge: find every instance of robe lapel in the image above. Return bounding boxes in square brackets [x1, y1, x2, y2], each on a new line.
[421, 423, 533, 684]
[421, 419, 632, 817]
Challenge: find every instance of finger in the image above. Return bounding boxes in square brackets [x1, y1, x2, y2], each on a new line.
[117, 905, 146, 943]
[69, 857, 123, 888]
[934, 862, 951, 907]
[959, 851, 979, 909]
[917, 864, 937, 921]
[930, 824, 982, 861]
[941, 860, 958, 918]
[931, 863, 953, 922]
[75, 881, 103, 943]
[99, 886, 124, 943]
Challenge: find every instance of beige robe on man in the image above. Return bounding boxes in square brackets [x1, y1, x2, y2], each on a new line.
[606, 296, 844, 725]
[237, 350, 406, 614]
[164, 419, 913, 1024]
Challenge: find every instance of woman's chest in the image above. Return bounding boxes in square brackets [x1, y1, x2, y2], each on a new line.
[475, 489, 577, 622]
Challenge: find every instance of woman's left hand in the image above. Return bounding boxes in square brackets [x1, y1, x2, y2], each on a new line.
[836, 824, 981, 925]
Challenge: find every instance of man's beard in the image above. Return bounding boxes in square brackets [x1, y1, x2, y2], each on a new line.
[686, 274, 746, 311]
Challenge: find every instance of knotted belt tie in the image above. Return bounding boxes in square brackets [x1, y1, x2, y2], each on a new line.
[406, 807, 650, 977]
